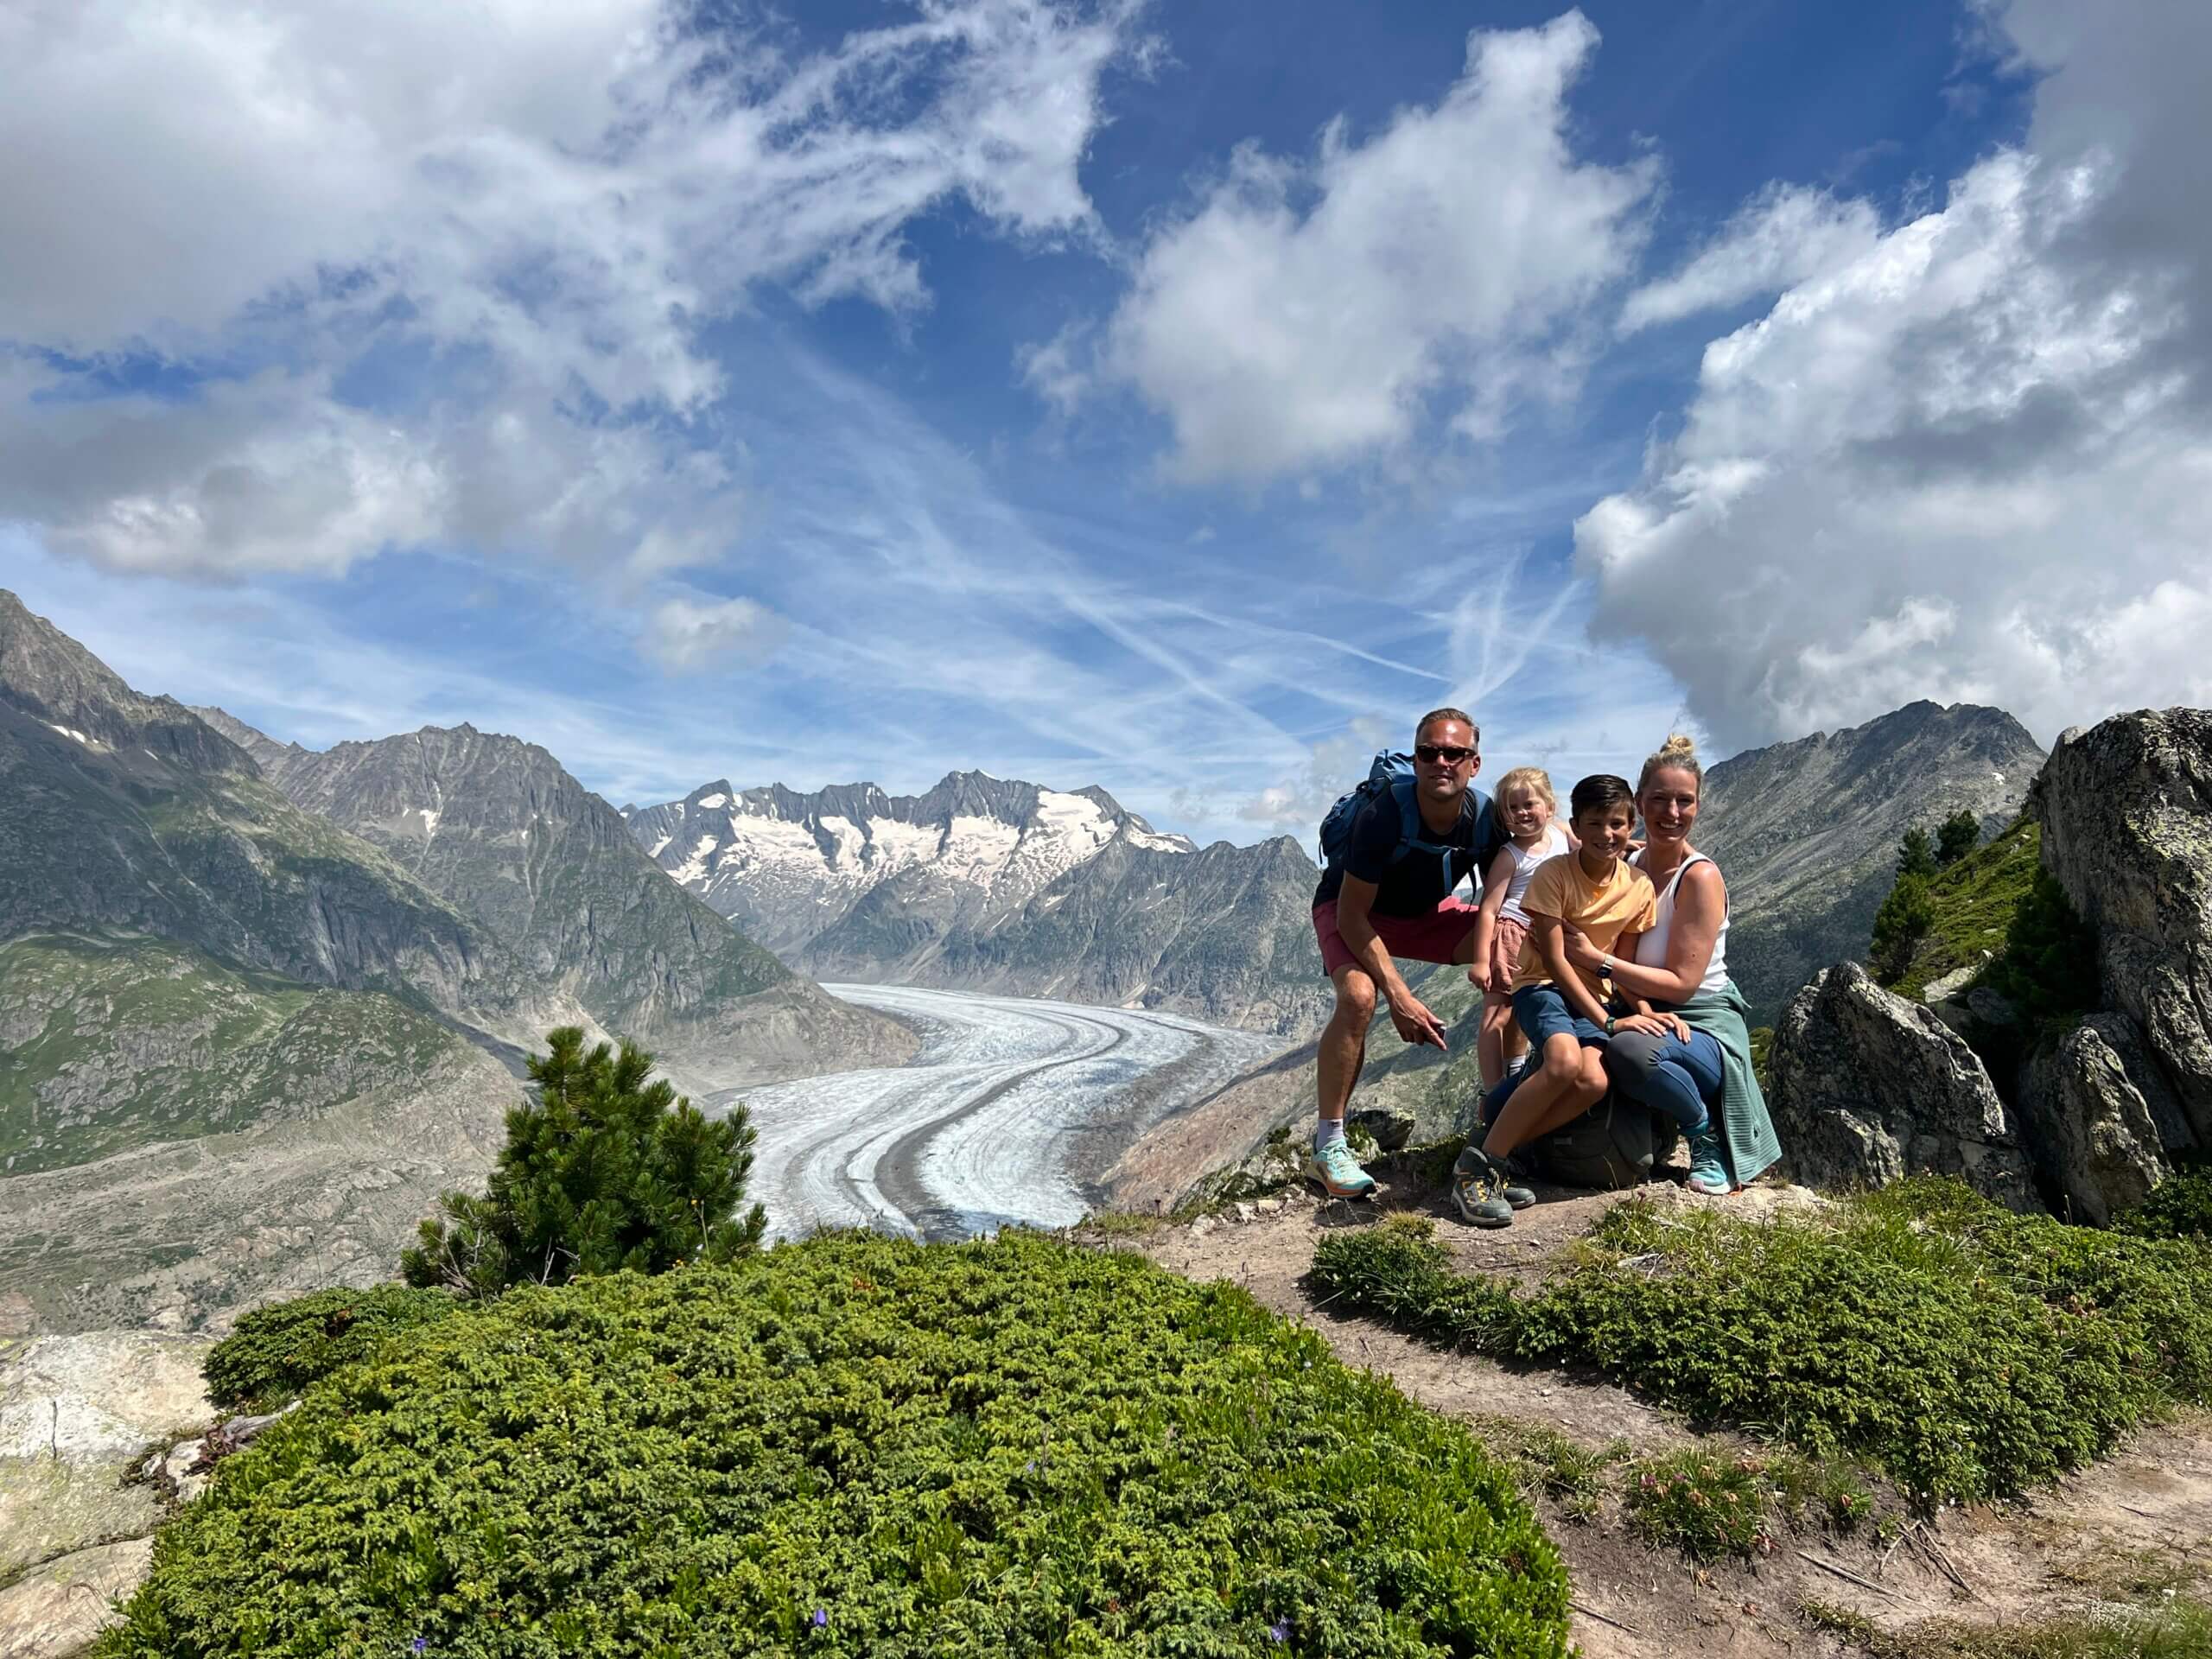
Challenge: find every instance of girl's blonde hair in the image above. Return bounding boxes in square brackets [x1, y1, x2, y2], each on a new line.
[1637, 732, 1703, 795]
[1491, 766, 1557, 832]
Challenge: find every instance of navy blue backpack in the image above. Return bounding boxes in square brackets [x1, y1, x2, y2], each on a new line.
[1317, 752, 1492, 895]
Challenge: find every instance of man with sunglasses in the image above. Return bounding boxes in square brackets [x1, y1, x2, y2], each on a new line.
[1306, 709, 1502, 1196]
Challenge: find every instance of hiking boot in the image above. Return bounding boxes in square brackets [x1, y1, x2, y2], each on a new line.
[1686, 1128, 1732, 1196]
[1450, 1146, 1525, 1229]
[1304, 1137, 1377, 1198]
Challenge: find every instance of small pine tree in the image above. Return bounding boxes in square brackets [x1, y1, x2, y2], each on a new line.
[1936, 809, 1980, 867]
[1897, 827, 1939, 880]
[1869, 873, 1936, 984]
[404, 1027, 766, 1298]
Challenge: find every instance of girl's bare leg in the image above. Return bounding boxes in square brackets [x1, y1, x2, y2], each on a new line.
[1478, 1000, 1512, 1090]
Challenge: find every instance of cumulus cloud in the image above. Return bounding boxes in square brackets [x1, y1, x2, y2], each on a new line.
[641, 594, 788, 673]
[0, 0, 1144, 585]
[1576, 148, 2212, 747]
[1095, 10, 1656, 482]
[1618, 183, 1884, 333]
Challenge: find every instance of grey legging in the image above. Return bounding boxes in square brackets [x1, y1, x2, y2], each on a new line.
[1603, 1025, 1724, 1133]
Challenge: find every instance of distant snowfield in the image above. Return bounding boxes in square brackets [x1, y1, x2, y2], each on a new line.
[714, 985, 1282, 1242]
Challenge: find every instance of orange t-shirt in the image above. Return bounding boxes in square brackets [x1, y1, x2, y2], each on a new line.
[1510, 855, 1660, 1002]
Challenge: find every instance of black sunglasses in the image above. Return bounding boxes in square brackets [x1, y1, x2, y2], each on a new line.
[1414, 744, 1475, 765]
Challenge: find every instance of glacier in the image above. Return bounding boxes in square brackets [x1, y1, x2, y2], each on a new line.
[715, 984, 1281, 1241]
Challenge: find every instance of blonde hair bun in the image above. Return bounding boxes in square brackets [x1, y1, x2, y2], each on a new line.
[1637, 732, 1704, 793]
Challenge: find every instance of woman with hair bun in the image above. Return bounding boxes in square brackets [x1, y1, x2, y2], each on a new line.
[1562, 733, 1782, 1192]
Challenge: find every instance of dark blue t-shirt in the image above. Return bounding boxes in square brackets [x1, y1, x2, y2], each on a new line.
[1313, 786, 1500, 916]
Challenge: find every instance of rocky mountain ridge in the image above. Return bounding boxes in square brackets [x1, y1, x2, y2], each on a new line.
[629, 772, 1330, 1034]
[1698, 700, 2049, 1020]
[195, 712, 913, 1086]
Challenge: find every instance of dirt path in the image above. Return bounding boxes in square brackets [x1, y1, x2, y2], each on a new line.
[1090, 1172, 2212, 1658]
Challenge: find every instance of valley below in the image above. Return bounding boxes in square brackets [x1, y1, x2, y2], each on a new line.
[722, 985, 1283, 1241]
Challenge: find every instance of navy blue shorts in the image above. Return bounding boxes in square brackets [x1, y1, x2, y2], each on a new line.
[1511, 983, 1609, 1053]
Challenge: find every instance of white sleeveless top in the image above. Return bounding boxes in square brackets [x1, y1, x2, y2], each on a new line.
[1497, 823, 1572, 927]
[1630, 849, 1730, 995]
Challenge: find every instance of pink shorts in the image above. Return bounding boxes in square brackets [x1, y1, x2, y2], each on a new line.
[1313, 898, 1481, 980]
[1483, 915, 1529, 1007]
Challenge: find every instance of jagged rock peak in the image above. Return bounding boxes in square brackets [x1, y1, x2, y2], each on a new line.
[0, 592, 249, 776]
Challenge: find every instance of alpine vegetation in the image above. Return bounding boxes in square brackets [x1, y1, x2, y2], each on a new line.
[99, 1234, 1571, 1658]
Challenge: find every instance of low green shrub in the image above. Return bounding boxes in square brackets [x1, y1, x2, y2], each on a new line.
[1311, 1180, 2212, 1505]
[202, 1284, 461, 1412]
[103, 1230, 1571, 1658]
[2115, 1166, 2212, 1241]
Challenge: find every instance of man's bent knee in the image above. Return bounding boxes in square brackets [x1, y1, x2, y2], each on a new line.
[1332, 969, 1378, 1023]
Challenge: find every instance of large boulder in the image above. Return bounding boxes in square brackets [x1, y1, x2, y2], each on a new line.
[2016, 1021, 2170, 1225]
[1770, 963, 2037, 1209]
[2035, 709, 2212, 1148]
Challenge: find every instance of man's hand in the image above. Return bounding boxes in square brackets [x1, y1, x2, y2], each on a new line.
[1389, 992, 1450, 1049]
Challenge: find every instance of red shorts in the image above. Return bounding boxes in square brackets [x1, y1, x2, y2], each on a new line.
[1313, 898, 1482, 979]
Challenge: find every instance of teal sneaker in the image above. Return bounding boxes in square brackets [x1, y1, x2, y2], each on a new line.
[1450, 1146, 1526, 1228]
[1687, 1128, 1732, 1195]
[1304, 1137, 1377, 1198]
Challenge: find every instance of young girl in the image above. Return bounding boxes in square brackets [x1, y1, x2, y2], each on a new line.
[1468, 768, 1573, 1090]
[1452, 773, 1664, 1229]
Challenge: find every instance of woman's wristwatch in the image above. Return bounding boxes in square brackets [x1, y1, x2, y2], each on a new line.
[1600, 951, 1617, 974]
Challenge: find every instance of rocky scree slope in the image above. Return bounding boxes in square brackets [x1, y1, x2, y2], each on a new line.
[1768, 705, 2209, 1225]
[200, 712, 915, 1088]
[628, 772, 1331, 1035]
[1695, 700, 2046, 1021]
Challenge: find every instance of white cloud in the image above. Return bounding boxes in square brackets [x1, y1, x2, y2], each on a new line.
[1619, 182, 1883, 333]
[642, 594, 787, 673]
[1094, 10, 1656, 482]
[0, 0, 1146, 586]
[1576, 147, 2212, 747]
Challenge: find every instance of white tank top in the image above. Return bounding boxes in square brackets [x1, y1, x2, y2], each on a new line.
[1630, 849, 1730, 995]
[1497, 824, 1572, 927]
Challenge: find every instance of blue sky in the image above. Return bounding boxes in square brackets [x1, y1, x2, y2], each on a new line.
[3, 0, 2208, 845]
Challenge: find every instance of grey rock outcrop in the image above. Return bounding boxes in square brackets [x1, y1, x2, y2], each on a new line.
[1697, 701, 2046, 1020]
[1770, 963, 2037, 1209]
[2033, 708, 2212, 1148]
[2016, 1021, 2169, 1224]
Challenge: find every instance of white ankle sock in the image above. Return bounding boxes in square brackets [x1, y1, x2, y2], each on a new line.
[1315, 1118, 1346, 1152]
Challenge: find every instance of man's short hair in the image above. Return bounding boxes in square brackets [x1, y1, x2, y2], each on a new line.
[1414, 707, 1479, 746]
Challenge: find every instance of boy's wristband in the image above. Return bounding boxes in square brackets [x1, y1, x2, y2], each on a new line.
[1604, 1014, 1617, 1035]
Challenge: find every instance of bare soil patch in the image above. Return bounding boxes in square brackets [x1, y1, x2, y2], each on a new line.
[1084, 1164, 2212, 1658]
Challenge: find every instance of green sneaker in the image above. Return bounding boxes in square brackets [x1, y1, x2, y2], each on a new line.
[1450, 1146, 1524, 1229]
[1304, 1137, 1376, 1198]
[1687, 1128, 1732, 1195]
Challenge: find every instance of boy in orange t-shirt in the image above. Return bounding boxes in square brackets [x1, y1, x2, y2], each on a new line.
[1452, 773, 1664, 1228]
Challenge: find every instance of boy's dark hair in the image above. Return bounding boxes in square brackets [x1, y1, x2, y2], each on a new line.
[1569, 773, 1636, 821]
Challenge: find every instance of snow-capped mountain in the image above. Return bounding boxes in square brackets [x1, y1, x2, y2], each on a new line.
[626, 773, 1332, 1035]
[625, 772, 1195, 957]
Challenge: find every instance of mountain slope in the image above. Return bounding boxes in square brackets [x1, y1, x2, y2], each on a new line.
[199, 713, 915, 1086]
[1696, 701, 2048, 1020]
[1, 594, 497, 1012]
[627, 773, 1328, 1034]
[0, 590, 526, 1329]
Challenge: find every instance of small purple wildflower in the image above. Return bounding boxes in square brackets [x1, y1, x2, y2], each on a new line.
[1268, 1618, 1291, 1644]
[410, 1639, 428, 1656]
[810, 1608, 830, 1630]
